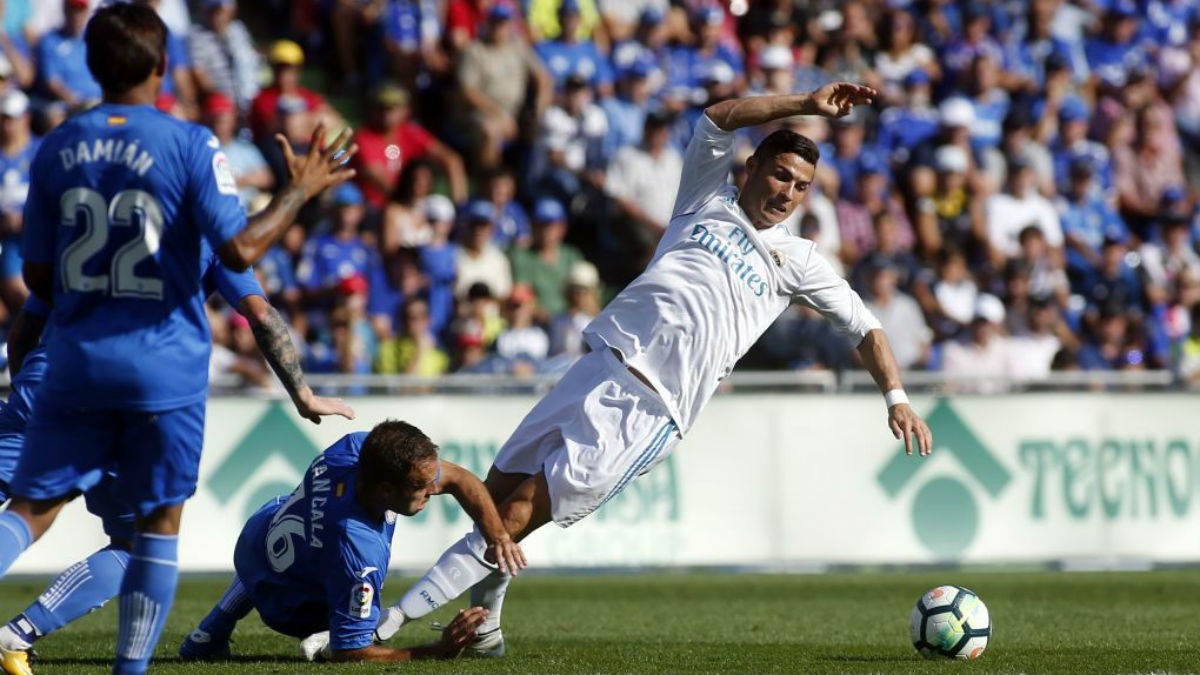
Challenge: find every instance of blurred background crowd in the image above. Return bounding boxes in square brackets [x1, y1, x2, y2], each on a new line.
[1, 0, 1199, 391]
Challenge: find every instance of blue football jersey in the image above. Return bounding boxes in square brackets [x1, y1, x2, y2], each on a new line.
[21, 103, 247, 410]
[239, 433, 396, 651]
[0, 257, 261, 489]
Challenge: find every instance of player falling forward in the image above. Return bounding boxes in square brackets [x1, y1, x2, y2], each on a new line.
[180, 421, 525, 663]
[303, 83, 935, 659]
[0, 253, 352, 675]
[0, 5, 356, 674]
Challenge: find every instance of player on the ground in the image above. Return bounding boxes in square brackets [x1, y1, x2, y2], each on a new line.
[179, 420, 525, 663]
[0, 5, 356, 674]
[0, 253, 354, 675]
[302, 83, 934, 659]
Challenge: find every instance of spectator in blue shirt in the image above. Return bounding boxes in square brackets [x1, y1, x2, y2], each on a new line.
[1141, 0, 1196, 48]
[297, 184, 373, 304]
[610, 7, 670, 86]
[600, 58, 655, 152]
[35, 0, 101, 107]
[965, 53, 1010, 151]
[1084, 0, 1148, 89]
[666, 6, 743, 95]
[418, 195, 458, 341]
[1051, 96, 1113, 197]
[877, 70, 940, 166]
[821, 112, 886, 201]
[535, 0, 614, 95]
[0, 89, 33, 314]
[476, 167, 531, 249]
[940, 2, 1005, 92]
[1058, 159, 1128, 289]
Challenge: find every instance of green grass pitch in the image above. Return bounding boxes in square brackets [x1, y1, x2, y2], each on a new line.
[2, 570, 1198, 674]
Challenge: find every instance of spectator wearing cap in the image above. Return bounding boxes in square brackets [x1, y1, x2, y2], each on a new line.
[376, 297, 450, 376]
[297, 184, 373, 304]
[912, 144, 978, 260]
[875, 9, 938, 105]
[495, 283, 550, 373]
[354, 83, 467, 210]
[535, 0, 614, 95]
[940, 2, 1006, 90]
[877, 70, 939, 166]
[1113, 104, 1186, 227]
[600, 57, 656, 152]
[604, 111, 682, 255]
[985, 157, 1064, 262]
[456, 3, 553, 168]
[34, 0, 100, 107]
[909, 97, 978, 178]
[1050, 96, 1113, 197]
[0, 89, 34, 312]
[535, 72, 609, 198]
[456, 200, 513, 299]
[1084, 0, 1148, 89]
[940, 294, 1013, 393]
[751, 44, 794, 97]
[131, 0, 196, 114]
[549, 261, 601, 359]
[203, 93, 273, 208]
[418, 194, 459, 340]
[665, 5, 744, 95]
[1058, 158, 1127, 286]
[478, 167, 531, 248]
[259, 90, 317, 191]
[382, 160, 437, 253]
[609, 6, 670, 82]
[188, 0, 261, 112]
[509, 198, 585, 318]
[249, 40, 337, 143]
[865, 260, 931, 370]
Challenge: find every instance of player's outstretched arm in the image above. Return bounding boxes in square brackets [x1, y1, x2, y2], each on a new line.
[217, 124, 358, 272]
[438, 462, 527, 575]
[856, 329, 933, 457]
[239, 294, 355, 424]
[331, 608, 487, 662]
[704, 82, 876, 132]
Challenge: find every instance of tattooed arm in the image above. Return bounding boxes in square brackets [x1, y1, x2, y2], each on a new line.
[239, 294, 356, 424]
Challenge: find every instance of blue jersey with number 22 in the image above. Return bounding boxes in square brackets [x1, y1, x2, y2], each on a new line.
[21, 103, 247, 410]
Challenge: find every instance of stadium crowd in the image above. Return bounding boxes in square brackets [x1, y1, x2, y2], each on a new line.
[1, 0, 1199, 389]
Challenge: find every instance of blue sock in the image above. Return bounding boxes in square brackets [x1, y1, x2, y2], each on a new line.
[197, 577, 251, 640]
[0, 512, 32, 578]
[114, 534, 178, 675]
[16, 545, 130, 642]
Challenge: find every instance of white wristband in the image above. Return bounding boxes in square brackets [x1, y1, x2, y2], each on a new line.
[884, 389, 909, 409]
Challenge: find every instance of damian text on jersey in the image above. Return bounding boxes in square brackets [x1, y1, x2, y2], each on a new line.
[58, 138, 155, 177]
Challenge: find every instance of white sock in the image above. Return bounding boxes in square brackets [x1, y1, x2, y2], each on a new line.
[470, 570, 511, 635]
[0, 624, 31, 651]
[394, 528, 495, 626]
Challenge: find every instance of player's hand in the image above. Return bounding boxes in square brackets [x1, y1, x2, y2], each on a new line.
[485, 536, 527, 576]
[889, 403, 932, 457]
[807, 82, 876, 118]
[294, 387, 356, 425]
[436, 607, 488, 658]
[276, 123, 359, 201]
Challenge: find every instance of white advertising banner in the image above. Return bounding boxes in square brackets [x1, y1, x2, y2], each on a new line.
[12, 393, 1200, 573]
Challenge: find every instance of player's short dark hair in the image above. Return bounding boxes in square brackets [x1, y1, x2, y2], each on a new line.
[751, 129, 820, 167]
[85, 3, 167, 96]
[359, 420, 439, 486]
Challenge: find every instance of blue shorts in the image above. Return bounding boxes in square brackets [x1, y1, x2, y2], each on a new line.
[83, 477, 137, 543]
[0, 432, 23, 502]
[232, 498, 327, 639]
[0, 236, 21, 280]
[13, 399, 206, 517]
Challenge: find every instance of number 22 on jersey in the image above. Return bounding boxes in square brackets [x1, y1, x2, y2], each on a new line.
[59, 187, 165, 300]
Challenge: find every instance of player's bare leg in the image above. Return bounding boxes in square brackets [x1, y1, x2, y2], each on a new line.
[3, 496, 71, 541]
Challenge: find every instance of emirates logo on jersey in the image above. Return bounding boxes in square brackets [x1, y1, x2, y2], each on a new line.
[769, 248, 786, 267]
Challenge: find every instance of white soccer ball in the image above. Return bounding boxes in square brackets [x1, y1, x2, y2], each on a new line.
[909, 585, 990, 660]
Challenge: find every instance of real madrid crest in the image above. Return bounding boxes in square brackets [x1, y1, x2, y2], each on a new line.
[769, 248, 786, 267]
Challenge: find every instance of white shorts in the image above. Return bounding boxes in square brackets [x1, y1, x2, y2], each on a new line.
[493, 348, 681, 527]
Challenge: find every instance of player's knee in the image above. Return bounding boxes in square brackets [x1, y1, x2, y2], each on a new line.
[8, 495, 70, 540]
[136, 505, 183, 536]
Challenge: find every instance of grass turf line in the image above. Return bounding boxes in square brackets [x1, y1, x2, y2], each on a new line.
[0, 571, 1197, 674]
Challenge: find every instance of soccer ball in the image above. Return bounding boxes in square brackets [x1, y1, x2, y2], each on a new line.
[909, 585, 990, 660]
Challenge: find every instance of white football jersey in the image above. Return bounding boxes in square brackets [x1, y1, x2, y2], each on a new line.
[583, 114, 881, 434]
